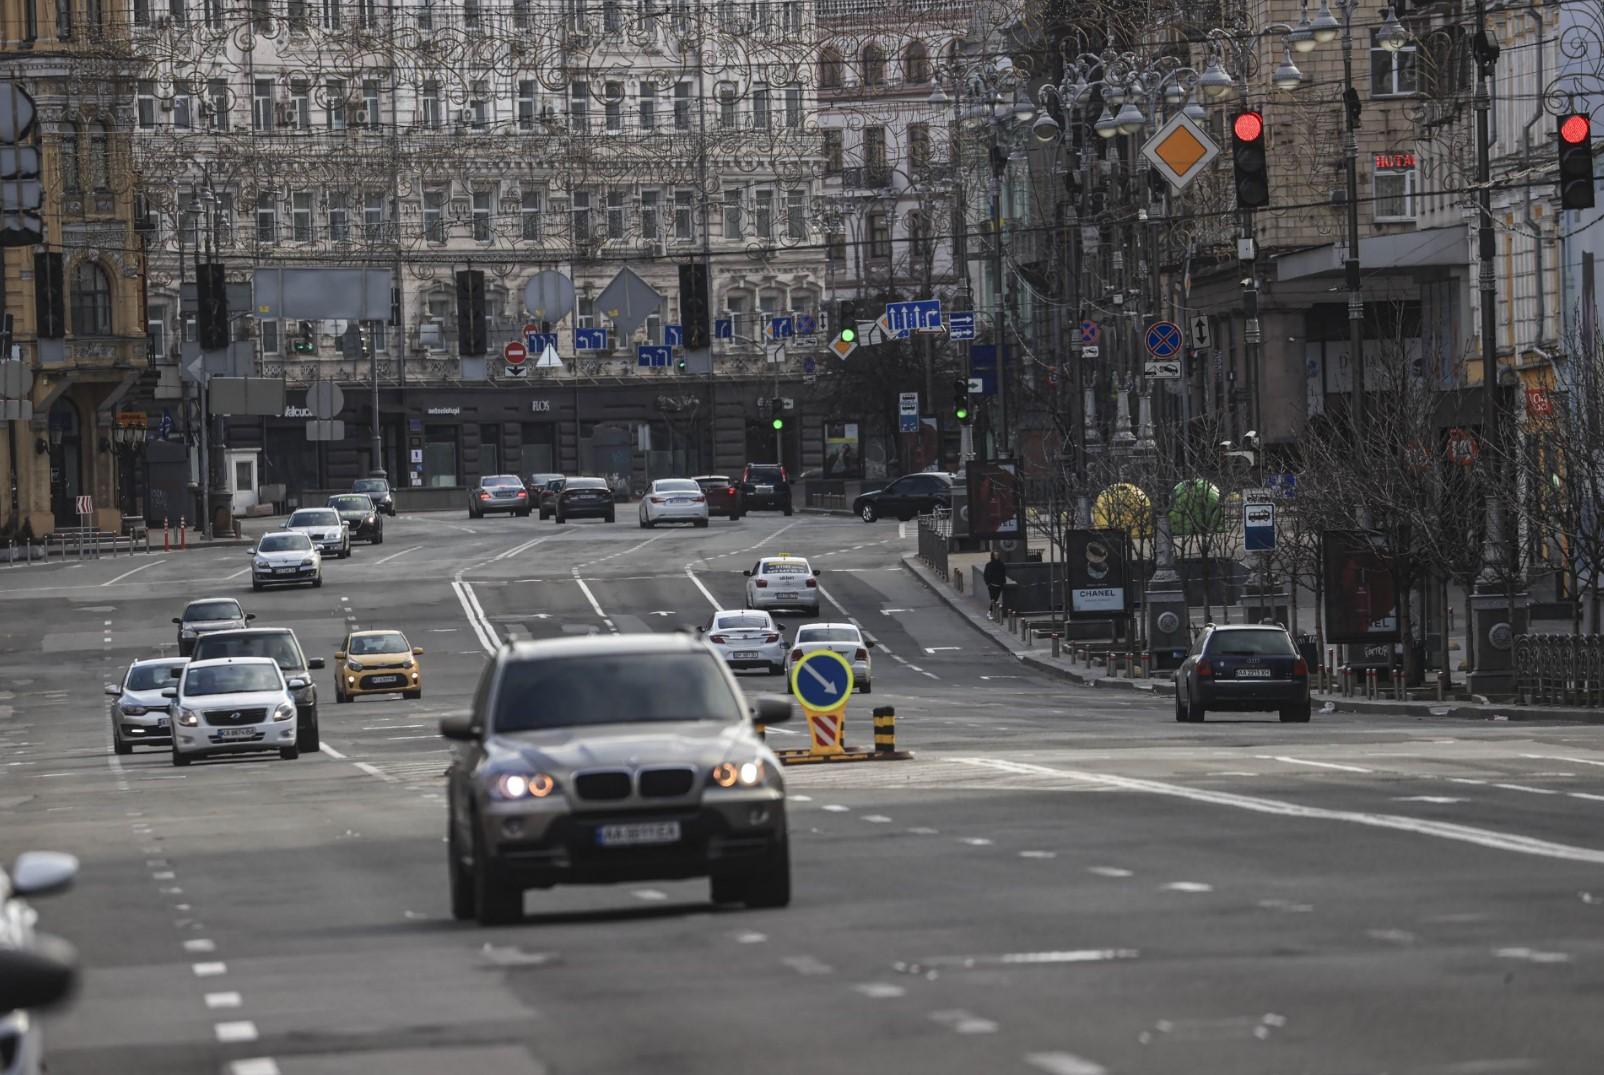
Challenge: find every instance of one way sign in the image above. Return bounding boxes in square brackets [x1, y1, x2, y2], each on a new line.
[1190, 316, 1210, 349]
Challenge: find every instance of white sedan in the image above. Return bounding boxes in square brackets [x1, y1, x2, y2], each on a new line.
[698, 610, 786, 675]
[284, 507, 350, 558]
[744, 555, 820, 615]
[165, 656, 303, 764]
[639, 478, 710, 528]
[785, 622, 874, 694]
[249, 531, 323, 590]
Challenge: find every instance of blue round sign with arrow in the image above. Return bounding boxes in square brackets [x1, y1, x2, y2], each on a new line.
[789, 649, 855, 710]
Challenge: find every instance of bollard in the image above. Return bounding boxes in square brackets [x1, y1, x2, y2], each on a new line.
[179, 517, 187, 550]
[163, 518, 170, 552]
[872, 706, 896, 754]
[1366, 667, 1377, 700]
[1436, 670, 1446, 701]
[1051, 633, 1061, 659]
[1138, 653, 1149, 679]
[1393, 666, 1403, 701]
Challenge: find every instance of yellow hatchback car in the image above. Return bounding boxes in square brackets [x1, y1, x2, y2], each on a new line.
[334, 630, 424, 702]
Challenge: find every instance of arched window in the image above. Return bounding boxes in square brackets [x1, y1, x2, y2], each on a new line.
[818, 47, 842, 90]
[861, 44, 885, 86]
[88, 123, 109, 190]
[61, 127, 80, 193]
[903, 41, 930, 83]
[71, 261, 113, 336]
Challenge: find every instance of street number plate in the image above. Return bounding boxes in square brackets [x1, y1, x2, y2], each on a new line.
[1235, 668, 1272, 678]
[596, 821, 681, 847]
[215, 727, 257, 739]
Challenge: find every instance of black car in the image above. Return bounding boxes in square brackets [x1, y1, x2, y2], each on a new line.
[738, 464, 792, 515]
[555, 477, 615, 523]
[353, 477, 396, 516]
[537, 477, 566, 519]
[852, 472, 953, 523]
[326, 493, 384, 544]
[189, 627, 326, 752]
[1173, 623, 1310, 723]
[528, 472, 562, 510]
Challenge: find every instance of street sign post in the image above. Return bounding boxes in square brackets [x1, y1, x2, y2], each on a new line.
[795, 312, 818, 336]
[574, 327, 608, 351]
[1145, 320, 1183, 357]
[664, 324, 684, 347]
[1190, 315, 1211, 349]
[769, 315, 795, 339]
[948, 311, 976, 340]
[898, 391, 919, 416]
[885, 299, 942, 335]
[969, 345, 998, 396]
[714, 318, 733, 339]
[1078, 320, 1100, 345]
[1144, 359, 1181, 380]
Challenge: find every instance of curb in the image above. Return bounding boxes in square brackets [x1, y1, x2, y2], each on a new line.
[1313, 696, 1604, 724]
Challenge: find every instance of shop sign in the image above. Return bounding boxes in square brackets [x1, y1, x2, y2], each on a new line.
[530, 400, 551, 413]
[426, 406, 461, 416]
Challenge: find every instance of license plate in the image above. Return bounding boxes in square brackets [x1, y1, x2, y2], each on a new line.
[596, 821, 681, 847]
[1236, 668, 1272, 678]
[755, 485, 772, 493]
[734, 651, 759, 659]
[777, 592, 798, 600]
[367, 675, 402, 686]
[274, 567, 295, 574]
[215, 727, 257, 739]
[156, 719, 170, 730]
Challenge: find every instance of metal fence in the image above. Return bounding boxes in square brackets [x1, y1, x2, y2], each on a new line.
[1514, 633, 1604, 705]
[917, 508, 951, 578]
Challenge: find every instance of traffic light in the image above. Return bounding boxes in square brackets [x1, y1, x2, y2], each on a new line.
[1559, 112, 1595, 209]
[455, 269, 486, 356]
[840, 325, 856, 345]
[770, 397, 784, 430]
[291, 321, 316, 354]
[676, 355, 686, 371]
[196, 261, 229, 350]
[679, 262, 710, 349]
[1230, 110, 1270, 209]
[952, 378, 971, 423]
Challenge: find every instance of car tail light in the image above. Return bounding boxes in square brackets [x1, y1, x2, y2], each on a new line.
[515, 490, 527, 498]
[791, 649, 803, 662]
[1292, 658, 1308, 676]
[709, 634, 726, 644]
[805, 578, 817, 588]
[765, 633, 780, 643]
[650, 496, 666, 504]
[755, 579, 768, 588]
[781, 467, 789, 481]
[727, 486, 737, 496]
[854, 648, 868, 661]
[693, 495, 706, 503]
[1197, 658, 1213, 678]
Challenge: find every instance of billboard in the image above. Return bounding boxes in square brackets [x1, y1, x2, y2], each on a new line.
[822, 421, 861, 478]
[1321, 530, 1399, 643]
[965, 459, 1020, 539]
[1065, 529, 1128, 615]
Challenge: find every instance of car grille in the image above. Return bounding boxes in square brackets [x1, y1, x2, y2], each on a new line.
[638, 767, 695, 798]
[203, 708, 267, 726]
[574, 770, 632, 801]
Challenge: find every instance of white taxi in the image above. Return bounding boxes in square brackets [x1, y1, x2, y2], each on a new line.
[698, 609, 786, 675]
[785, 622, 874, 693]
[743, 555, 820, 615]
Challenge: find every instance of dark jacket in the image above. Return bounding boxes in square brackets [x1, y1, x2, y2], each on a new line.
[983, 558, 1008, 588]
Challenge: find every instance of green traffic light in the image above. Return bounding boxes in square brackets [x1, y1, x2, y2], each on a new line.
[840, 327, 856, 343]
[772, 418, 784, 431]
[955, 406, 969, 421]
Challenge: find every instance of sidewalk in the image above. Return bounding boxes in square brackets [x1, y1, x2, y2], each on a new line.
[900, 553, 1604, 725]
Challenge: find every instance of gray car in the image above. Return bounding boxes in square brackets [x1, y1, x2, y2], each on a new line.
[284, 507, 350, 559]
[442, 634, 794, 925]
[173, 597, 253, 656]
[106, 657, 188, 753]
[469, 474, 532, 518]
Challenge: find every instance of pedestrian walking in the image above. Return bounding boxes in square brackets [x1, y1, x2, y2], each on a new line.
[984, 551, 1008, 621]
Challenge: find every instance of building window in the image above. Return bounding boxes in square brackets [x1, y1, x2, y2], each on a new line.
[826, 232, 846, 265]
[754, 189, 773, 239]
[863, 125, 887, 172]
[641, 189, 660, 240]
[717, 82, 737, 128]
[71, 261, 112, 336]
[521, 190, 542, 239]
[134, 0, 149, 25]
[364, 191, 386, 241]
[137, 81, 156, 129]
[572, 191, 592, 244]
[570, 81, 589, 131]
[1373, 155, 1417, 221]
[470, 80, 489, 128]
[207, 79, 229, 129]
[751, 84, 770, 130]
[289, 78, 311, 129]
[60, 128, 79, 192]
[674, 189, 693, 240]
[606, 189, 625, 239]
[55, 0, 70, 37]
[781, 0, 798, 31]
[511, 0, 528, 27]
[785, 190, 804, 240]
[518, 80, 537, 130]
[907, 122, 930, 171]
[819, 47, 842, 89]
[423, 189, 445, 241]
[362, 79, 381, 128]
[726, 292, 750, 339]
[472, 190, 493, 241]
[604, 81, 623, 133]
[463, 0, 481, 27]
[867, 210, 891, 259]
[422, 425, 459, 488]
[259, 318, 278, 354]
[824, 130, 843, 174]
[321, 0, 341, 28]
[674, 81, 691, 131]
[356, 0, 376, 27]
[329, 191, 350, 241]
[1371, 32, 1418, 97]
[639, 82, 656, 131]
[255, 193, 276, 242]
[860, 44, 885, 86]
[723, 188, 742, 239]
[214, 191, 235, 246]
[326, 79, 346, 130]
[173, 80, 193, 129]
[292, 190, 313, 241]
[252, 77, 275, 131]
[421, 80, 442, 128]
[88, 124, 109, 189]
[287, 0, 307, 28]
[784, 86, 802, 129]
[903, 40, 930, 83]
[907, 209, 933, 258]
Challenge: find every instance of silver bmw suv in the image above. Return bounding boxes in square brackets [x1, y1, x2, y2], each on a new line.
[442, 634, 794, 925]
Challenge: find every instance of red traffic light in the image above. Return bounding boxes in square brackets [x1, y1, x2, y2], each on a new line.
[1561, 113, 1591, 145]
[1232, 111, 1264, 142]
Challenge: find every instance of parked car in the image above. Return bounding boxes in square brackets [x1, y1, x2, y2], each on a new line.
[1173, 623, 1311, 723]
[638, 478, 708, 528]
[106, 657, 188, 753]
[190, 627, 325, 752]
[693, 475, 743, 519]
[1, 851, 80, 1075]
[555, 476, 615, 524]
[173, 597, 253, 655]
[738, 463, 792, 515]
[536, 477, 566, 519]
[326, 493, 384, 544]
[353, 476, 396, 516]
[851, 472, 954, 523]
[469, 475, 532, 518]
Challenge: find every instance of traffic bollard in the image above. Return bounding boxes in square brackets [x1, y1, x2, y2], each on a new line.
[872, 706, 896, 754]
[163, 518, 170, 552]
[1436, 671, 1446, 701]
[1393, 666, 1403, 701]
[1051, 634, 1061, 659]
[179, 517, 187, 550]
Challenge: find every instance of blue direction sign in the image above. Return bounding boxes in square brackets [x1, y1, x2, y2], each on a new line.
[637, 344, 672, 368]
[714, 318, 733, 339]
[664, 324, 683, 347]
[1079, 320, 1100, 345]
[885, 299, 942, 334]
[769, 315, 795, 340]
[1145, 320, 1183, 358]
[969, 345, 998, 396]
[524, 331, 558, 354]
[948, 311, 976, 341]
[795, 312, 818, 336]
[574, 327, 609, 351]
[790, 648, 855, 710]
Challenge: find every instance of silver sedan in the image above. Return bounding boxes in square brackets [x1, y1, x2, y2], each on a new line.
[638, 478, 710, 528]
[698, 610, 786, 675]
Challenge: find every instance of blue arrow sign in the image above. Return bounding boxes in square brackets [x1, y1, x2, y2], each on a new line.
[1145, 320, 1183, 358]
[948, 311, 976, 341]
[637, 344, 672, 367]
[769, 316, 795, 339]
[790, 649, 855, 709]
[575, 327, 609, 351]
[524, 331, 558, 354]
[714, 318, 733, 340]
[664, 324, 683, 347]
[885, 299, 942, 334]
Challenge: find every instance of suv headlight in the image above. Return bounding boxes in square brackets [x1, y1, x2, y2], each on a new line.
[272, 702, 296, 722]
[488, 772, 558, 801]
[177, 708, 200, 727]
[710, 760, 766, 788]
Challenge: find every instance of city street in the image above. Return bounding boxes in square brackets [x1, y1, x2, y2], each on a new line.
[5, 512, 1604, 1075]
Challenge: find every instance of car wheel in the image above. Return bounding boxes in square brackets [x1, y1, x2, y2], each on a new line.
[518, 509, 531, 518]
[171, 744, 191, 767]
[555, 514, 566, 524]
[742, 842, 791, 909]
[858, 680, 871, 694]
[251, 580, 263, 592]
[312, 575, 323, 588]
[769, 663, 783, 676]
[373, 531, 384, 545]
[1185, 691, 1206, 723]
[280, 744, 300, 760]
[1174, 692, 1187, 723]
[858, 503, 878, 523]
[732, 513, 743, 521]
[710, 872, 746, 905]
[1280, 703, 1312, 723]
[449, 813, 476, 921]
[605, 512, 615, 523]
[473, 828, 522, 926]
[782, 503, 793, 516]
[897, 513, 914, 523]
[113, 735, 133, 755]
[403, 688, 422, 700]
[297, 713, 320, 753]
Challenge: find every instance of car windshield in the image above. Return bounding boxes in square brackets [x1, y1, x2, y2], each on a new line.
[762, 561, 808, 575]
[655, 480, 700, 492]
[185, 600, 241, 622]
[1207, 630, 1295, 657]
[290, 510, 339, 527]
[184, 664, 282, 697]
[354, 479, 389, 494]
[566, 478, 607, 489]
[127, 663, 184, 690]
[192, 633, 305, 671]
[494, 653, 744, 731]
[350, 634, 409, 655]
[696, 478, 731, 490]
[797, 627, 859, 643]
[715, 614, 772, 630]
[748, 467, 784, 481]
[483, 476, 522, 488]
[329, 495, 372, 512]
[258, 533, 311, 553]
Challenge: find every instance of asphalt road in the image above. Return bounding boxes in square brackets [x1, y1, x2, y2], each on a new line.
[5, 510, 1604, 1075]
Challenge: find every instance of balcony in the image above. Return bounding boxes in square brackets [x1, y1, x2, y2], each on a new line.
[841, 165, 895, 190]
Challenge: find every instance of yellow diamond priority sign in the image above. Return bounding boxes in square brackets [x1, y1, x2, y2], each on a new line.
[1141, 112, 1221, 192]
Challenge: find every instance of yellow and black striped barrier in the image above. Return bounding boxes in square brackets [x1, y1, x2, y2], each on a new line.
[773, 705, 911, 766]
[873, 706, 896, 753]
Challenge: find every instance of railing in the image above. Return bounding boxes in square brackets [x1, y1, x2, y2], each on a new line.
[1514, 633, 1604, 706]
[917, 507, 951, 578]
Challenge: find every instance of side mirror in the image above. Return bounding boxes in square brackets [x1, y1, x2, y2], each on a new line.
[161, 688, 177, 698]
[813, 569, 822, 576]
[866, 640, 877, 649]
[10, 851, 78, 898]
[171, 617, 182, 624]
[245, 613, 256, 621]
[280, 522, 289, 529]
[695, 625, 705, 633]
[751, 695, 793, 726]
[286, 677, 309, 690]
[0, 935, 79, 1012]
[104, 684, 121, 696]
[742, 570, 752, 577]
[246, 547, 256, 556]
[413, 646, 424, 656]
[307, 657, 326, 670]
[439, 714, 480, 741]
[334, 651, 346, 661]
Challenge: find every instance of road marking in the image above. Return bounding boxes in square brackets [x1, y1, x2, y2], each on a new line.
[1521, 753, 1604, 768]
[1492, 783, 1560, 796]
[205, 992, 242, 1009]
[1259, 755, 1374, 773]
[354, 761, 397, 782]
[192, 962, 227, 977]
[319, 742, 348, 759]
[682, 568, 724, 609]
[229, 1061, 280, 1075]
[1395, 796, 1466, 804]
[862, 814, 892, 823]
[1569, 792, 1604, 802]
[956, 756, 1604, 866]
[450, 580, 500, 654]
[214, 1021, 259, 1043]
[631, 888, 668, 901]
[821, 804, 850, 812]
[1019, 850, 1057, 859]
[1025, 1052, 1109, 1075]
[574, 576, 613, 629]
[854, 982, 907, 998]
[929, 1009, 998, 1034]
[1162, 881, 1214, 893]
[958, 837, 993, 846]
[1495, 946, 1572, 963]
[781, 955, 834, 976]
[924, 646, 960, 653]
[101, 558, 166, 587]
[182, 938, 216, 953]
[373, 544, 422, 565]
[1088, 866, 1131, 877]
[224, 566, 252, 580]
